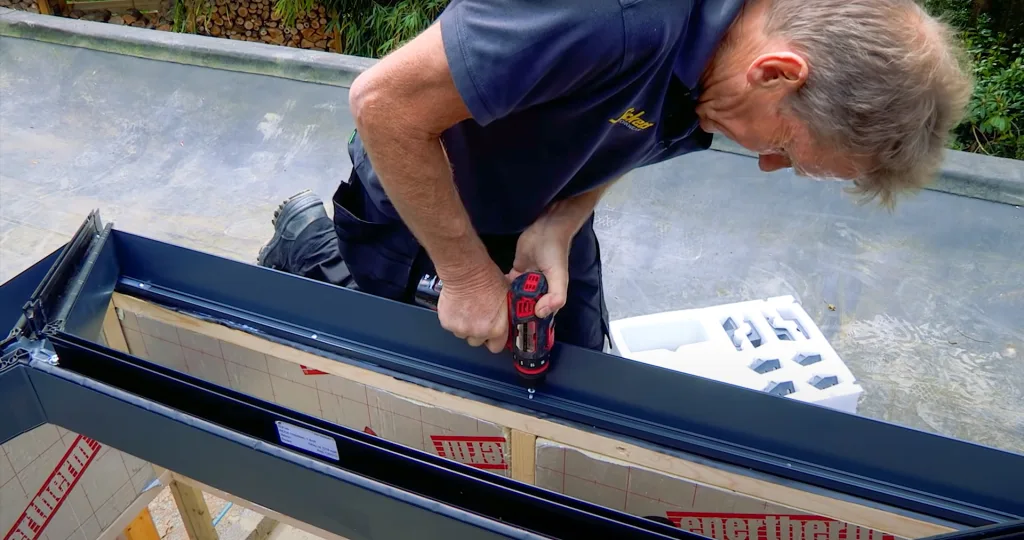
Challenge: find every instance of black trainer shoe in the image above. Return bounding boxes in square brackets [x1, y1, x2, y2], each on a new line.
[257, 189, 334, 273]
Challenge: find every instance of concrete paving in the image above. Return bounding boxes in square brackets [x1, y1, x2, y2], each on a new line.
[2, 33, 1022, 463]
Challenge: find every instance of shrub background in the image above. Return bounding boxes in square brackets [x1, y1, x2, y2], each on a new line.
[923, 0, 1023, 160]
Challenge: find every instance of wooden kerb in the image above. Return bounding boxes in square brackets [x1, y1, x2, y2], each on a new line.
[168, 479, 219, 540]
[170, 473, 348, 540]
[510, 430, 537, 485]
[243, 516, 279, 540]
[111, 293, 956, 539]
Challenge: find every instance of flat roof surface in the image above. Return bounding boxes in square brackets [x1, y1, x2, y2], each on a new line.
[1, 35, 1021, 456]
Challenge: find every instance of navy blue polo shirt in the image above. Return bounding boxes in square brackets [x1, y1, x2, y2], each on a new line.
[349, 0, 745, 235]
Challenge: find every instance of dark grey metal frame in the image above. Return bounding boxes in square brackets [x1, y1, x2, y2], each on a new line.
[2, 212, 1023, 540]
[0, 214, 696, 540]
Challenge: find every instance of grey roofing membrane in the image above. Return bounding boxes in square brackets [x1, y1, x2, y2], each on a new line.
[1, 12, 1022, 459]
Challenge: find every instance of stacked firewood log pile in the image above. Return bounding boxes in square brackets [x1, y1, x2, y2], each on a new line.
[0, 0, 41, 13]
[67, 9, 170, 30]
[1, 0, 339, 52]
[203, 0, 336, 50]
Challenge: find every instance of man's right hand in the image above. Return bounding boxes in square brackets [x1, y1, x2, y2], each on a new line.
[436, 264, 510, 353]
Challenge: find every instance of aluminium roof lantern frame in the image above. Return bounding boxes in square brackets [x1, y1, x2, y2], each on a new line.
[1, 211, 1022, 540]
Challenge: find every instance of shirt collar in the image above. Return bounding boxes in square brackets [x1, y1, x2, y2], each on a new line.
[673, 0, 747, 96]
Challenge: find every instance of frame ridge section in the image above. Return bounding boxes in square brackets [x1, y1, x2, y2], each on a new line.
[0, 210, 109, 444]
[4, 210, 109, 344]
[110, 229, 1024, 525]
[0, 245, 69, 445]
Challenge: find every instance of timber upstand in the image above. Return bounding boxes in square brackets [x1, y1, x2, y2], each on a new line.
[1, 212, 1022, 540]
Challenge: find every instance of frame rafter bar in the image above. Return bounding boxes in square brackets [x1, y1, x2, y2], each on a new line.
[33, 332, 697, 540]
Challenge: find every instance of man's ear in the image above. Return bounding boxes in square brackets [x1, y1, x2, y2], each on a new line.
[747, 52, 808, 92]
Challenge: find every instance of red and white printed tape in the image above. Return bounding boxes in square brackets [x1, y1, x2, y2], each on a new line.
[4, 435, 102, 540]
[665, 512, 897, 540]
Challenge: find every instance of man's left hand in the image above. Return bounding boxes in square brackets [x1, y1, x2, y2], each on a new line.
[506, 217, 572, 319]
[505, 181, 619, 322]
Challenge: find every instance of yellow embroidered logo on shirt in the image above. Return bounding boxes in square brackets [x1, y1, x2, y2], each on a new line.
[609, 108, 655, 131]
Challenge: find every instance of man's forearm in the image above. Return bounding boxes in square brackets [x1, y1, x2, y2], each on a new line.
[346, 22, 498, 286]
[358, 125, 492, 281]
[537, 180, 617, 243]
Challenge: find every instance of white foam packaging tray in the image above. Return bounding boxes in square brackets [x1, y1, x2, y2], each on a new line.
[607, 296, 863, 414]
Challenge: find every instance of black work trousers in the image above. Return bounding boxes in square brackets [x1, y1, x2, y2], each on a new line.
[313, 169, 610, 352]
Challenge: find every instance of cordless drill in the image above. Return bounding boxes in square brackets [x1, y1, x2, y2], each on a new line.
[415, 271, 555, 382]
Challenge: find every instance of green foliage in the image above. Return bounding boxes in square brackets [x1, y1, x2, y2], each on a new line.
[338, 0, 447, 57]
[271, 0, 318, 28]
[171, 0, 213, 34]
[954, 18, 1024, 159]
[171, 0, 187, 32]
[921, 0, 974, 28]
[271, 0, 446, 57]
[922, 1, 1023, 160]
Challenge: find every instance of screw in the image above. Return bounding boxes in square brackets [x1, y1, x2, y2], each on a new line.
[33, 352, 60, 365]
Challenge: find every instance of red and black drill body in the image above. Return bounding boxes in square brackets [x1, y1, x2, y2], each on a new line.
[415, 271, 555, 382]
[505, 272, 554, 379]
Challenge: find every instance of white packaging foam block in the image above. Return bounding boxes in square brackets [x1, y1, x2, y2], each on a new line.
[607, 296, 863, 414]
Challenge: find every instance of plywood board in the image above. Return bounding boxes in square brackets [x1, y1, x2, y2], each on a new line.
[114, 299, 514, 476]
[121, 508, 161, 540]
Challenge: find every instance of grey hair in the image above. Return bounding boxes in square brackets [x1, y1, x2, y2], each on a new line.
[762, 0, 974, 208]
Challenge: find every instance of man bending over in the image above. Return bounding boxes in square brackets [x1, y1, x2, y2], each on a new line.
[257, 0, 972, 354]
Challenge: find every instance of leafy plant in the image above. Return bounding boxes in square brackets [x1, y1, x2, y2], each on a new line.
[922, 1, 1023, 160]
[171, 0, 213, 34]
[950, 17, 1024, 159]
[271, 0, 445, 57]
[922, 0, 975, 28]
[272, 0, 319, 28]
[338, 0, 446, 57]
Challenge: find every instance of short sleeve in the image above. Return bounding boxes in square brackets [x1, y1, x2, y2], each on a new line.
[438, 0, 625, 126]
